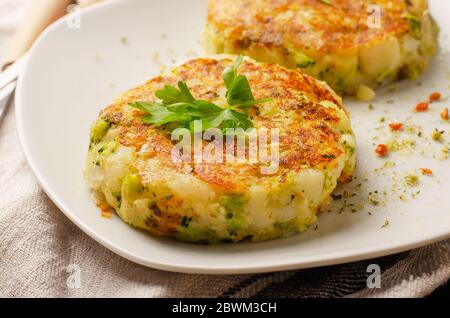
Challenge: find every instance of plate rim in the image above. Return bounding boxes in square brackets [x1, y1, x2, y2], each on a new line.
[14, 0, 450, 275]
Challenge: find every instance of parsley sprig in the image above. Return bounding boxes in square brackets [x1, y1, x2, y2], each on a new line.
[130, 55, 271, 132]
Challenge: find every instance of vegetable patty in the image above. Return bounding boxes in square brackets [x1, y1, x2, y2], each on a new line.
[205, 0, 439, 95]
[85, 56, 356, 243]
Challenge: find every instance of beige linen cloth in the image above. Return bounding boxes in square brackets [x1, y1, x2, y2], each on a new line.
[0, 0, 449, 298]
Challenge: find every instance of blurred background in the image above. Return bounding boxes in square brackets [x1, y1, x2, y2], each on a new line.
[0, 0, 27, 60]
[0, 0, 102, 67]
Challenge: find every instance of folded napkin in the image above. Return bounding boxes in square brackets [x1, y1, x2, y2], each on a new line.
[0, 0, 448, 298]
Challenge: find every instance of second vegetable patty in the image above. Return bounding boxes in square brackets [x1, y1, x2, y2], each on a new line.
[205, 0, 439, 96]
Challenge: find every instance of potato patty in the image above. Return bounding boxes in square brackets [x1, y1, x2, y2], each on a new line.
[205, 0, 439, 95]
[85, 56, 356, 243]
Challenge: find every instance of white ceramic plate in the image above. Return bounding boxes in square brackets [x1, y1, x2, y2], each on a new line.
[15, 0, 450, 274]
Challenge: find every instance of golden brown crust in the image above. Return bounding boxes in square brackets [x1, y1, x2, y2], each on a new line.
[207, 0, 418, 54]
[100, 57, 350, 191]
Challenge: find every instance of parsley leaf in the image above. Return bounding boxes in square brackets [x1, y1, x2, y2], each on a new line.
[130, 55, 271, 133]
[129, 102, 190, 125]
[186, 100, 224, 117]
[208, 109, 254, 129]
[155, 81, 195, 105]
[223, 55, 254, 106]
[222, 55, 272, 110]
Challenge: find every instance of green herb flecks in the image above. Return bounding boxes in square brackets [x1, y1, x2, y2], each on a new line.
[297, 59, 316, 69]
[130, 55, 271, 132]
[295, 52, 316, 69]
[404, 13, 422, 39]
